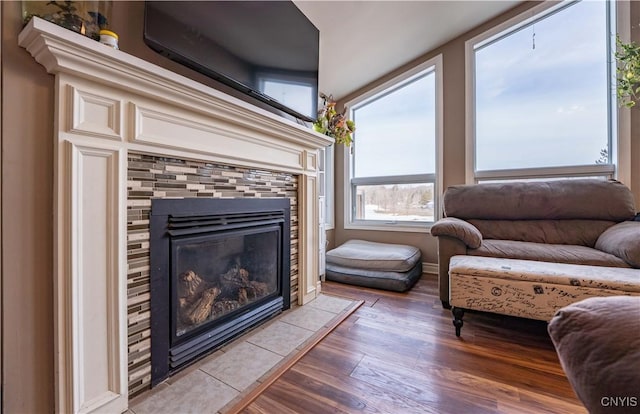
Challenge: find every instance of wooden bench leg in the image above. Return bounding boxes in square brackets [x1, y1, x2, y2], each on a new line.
[452, 307, 465, 337]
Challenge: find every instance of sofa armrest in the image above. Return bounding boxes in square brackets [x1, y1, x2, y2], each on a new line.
[431, 217, 482, 249]
[595, 221, 640, 268]
[435, 236, 468, 306]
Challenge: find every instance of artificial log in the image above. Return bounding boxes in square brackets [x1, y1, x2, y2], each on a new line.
[182, 286, 221, 325]
[221, 266, 250, 288]
[177, 264, 273, 326]
[213, 300, 241, 315]
[238, 288, 248, 305]
[177, 270, 207, 309]
[220, 265, 252, 299]
[219, 266, 270, 300]
[248, 281, 269, 298]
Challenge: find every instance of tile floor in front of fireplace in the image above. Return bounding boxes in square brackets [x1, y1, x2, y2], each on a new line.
[128, 293, 355, 414]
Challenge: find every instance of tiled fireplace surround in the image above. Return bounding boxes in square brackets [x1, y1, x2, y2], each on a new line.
[126, 155, 300, 396]
[19, 18, 332, 414]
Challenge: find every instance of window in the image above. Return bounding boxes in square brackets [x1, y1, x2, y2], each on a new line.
[324, 144, 335, 229]
[344, 57, 442, 231]
[317, 144, 334, 230]
[467, 0, 617, 183]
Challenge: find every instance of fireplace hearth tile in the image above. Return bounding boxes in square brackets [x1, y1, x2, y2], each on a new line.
[128, 294, 361, 412]
[199, 341, 283, 391]
[245, 320, 315, 357]
[129, 370, 238, 414]
[279, 304, 338, 332]
[308, 293, 356, 314]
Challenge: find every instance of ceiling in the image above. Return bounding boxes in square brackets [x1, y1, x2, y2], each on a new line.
[294, 0, 522, 100]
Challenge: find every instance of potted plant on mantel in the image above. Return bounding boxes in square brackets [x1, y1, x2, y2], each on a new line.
[616, 35, 640, 107]
[22, 1, 111, 40]
[313, 93, 356, 146]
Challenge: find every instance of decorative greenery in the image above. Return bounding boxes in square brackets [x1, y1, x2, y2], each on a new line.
[46, 1, 84, 33]
[23, 1, 107, 40]
[615, 35, 640, 108]
[595, 147, 609, 164]
[312, 93, 356, 146]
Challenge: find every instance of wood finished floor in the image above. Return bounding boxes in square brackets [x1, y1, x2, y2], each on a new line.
[241, 274, 586, 414]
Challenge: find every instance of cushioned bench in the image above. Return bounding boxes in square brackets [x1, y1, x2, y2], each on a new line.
[326, 239, 422, 292]
[449, 255, 640, 336]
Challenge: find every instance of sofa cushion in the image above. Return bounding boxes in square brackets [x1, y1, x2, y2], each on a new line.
[468, 219, 615, 247]
[326, 239, 421, 272]
[469, 240, 631, 268]
[595, 221, 640, 268]
[548, 296, 640, 414]
[444, 179, 636, 221]
[431, 217, 482, 248]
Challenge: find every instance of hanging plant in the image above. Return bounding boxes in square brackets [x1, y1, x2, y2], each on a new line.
[615, 35, 640, 108]
[312, 93, 356, 146]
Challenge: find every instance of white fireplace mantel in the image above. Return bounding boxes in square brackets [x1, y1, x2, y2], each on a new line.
[19, 17, 332, 414]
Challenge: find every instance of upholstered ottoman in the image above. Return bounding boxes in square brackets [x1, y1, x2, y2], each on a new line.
[326, 240, 422, 292]
[448, 255, 640, 336]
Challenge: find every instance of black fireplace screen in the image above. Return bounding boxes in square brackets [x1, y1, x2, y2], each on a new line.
[150, 198, 291, 385]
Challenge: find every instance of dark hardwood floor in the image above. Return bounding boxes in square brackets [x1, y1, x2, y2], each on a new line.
[241, 274, 586, 414]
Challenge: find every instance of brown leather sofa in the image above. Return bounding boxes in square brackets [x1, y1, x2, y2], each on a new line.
[431, 179, 639, 308]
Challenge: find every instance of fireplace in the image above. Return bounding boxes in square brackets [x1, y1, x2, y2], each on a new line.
[149, 198, 291, 385]
[20, 17, 332, 413]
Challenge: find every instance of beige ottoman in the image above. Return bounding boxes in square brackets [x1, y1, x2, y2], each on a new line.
[448, 255, 640, 336]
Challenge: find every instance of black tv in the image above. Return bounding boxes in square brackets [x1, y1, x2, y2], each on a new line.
[143, 1, 319, 122]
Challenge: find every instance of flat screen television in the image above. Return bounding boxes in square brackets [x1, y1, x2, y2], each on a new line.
[143, 1, 319, 122]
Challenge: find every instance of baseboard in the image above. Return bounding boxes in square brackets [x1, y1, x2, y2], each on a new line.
[422, 262, 438, 275]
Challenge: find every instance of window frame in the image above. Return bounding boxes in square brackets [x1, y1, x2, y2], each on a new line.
[465, 0, 628, 184]
[342, 55, 443, 233]
[324, 144, 335, 230]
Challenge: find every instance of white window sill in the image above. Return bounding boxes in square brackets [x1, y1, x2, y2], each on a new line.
[344, 221, 432, 233]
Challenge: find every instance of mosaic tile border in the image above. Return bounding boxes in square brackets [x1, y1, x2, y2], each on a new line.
[126, 153, 299, 397]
